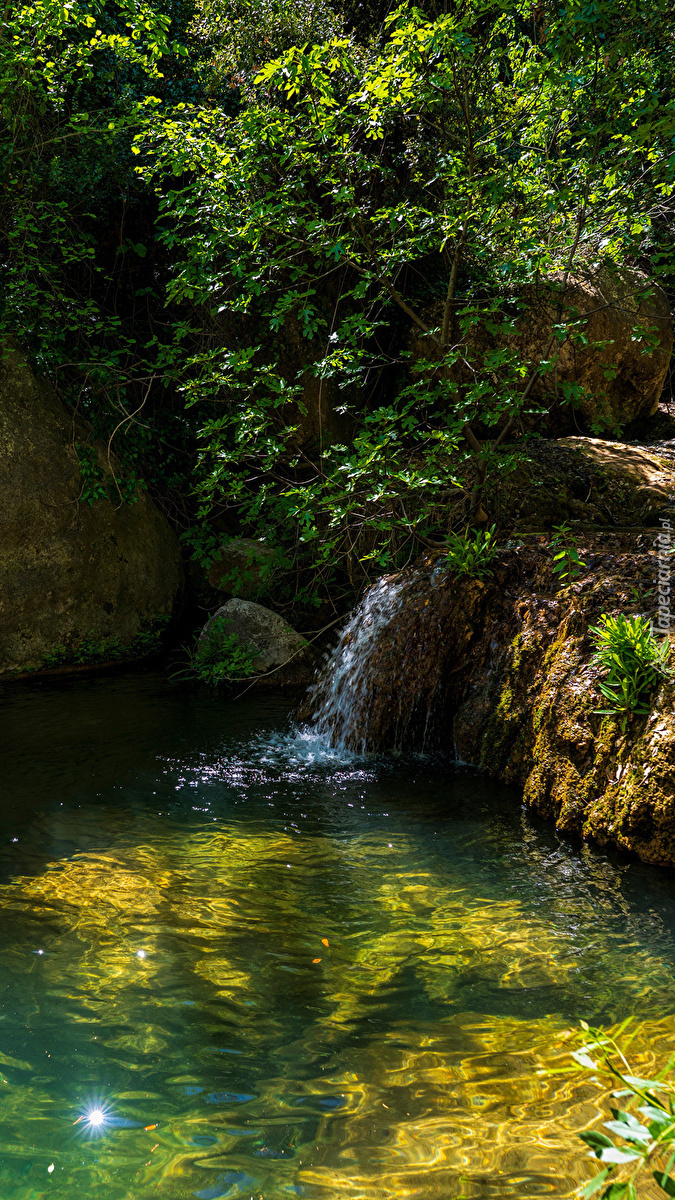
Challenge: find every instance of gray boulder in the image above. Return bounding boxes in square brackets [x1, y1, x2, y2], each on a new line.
[200, 599, 315, 686]
[0, 345, 183, 674]
[208, 537, 277, 597]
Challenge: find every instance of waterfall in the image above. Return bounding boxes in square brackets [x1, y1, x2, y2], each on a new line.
[304, 575, 408, 754]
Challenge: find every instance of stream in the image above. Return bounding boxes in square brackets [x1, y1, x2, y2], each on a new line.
[1, 671, 675, 1199]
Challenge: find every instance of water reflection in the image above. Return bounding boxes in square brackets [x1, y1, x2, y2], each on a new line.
[0, 673, 674, 1198]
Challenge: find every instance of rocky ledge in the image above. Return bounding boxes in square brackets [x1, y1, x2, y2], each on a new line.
[303, 533, 675, 869]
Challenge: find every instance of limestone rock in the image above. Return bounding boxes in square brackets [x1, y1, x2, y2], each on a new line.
[0, 345, 183, 674]
[490, 437, 675, 530]
[305, 544, 675, 865]
[208, 538, 277, 597]
[201, 599, 314, 686]
[512, 265, 672, 431]
[411, 263, 672, 435]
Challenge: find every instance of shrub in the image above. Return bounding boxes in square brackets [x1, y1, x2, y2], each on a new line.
[444, 526, 497, 580]
[569, 1021, 675, 1200]
[590, 613, 672, 728]
[550, 522, 587, 586]
[175, 617, 259, 686]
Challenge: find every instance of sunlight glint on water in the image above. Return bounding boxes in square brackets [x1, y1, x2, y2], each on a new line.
[0, 673, 674, 1199]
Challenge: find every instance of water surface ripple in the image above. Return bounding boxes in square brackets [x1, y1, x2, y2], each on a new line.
[0, 673, 674, 1199]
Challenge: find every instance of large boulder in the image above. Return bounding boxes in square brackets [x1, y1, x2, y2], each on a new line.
[0, 347, 183, 674]
[516, 266, 672, 430]
[208, 538, 278, 598]
[200, 599, 315, 686]
[489, 437, 675, 530]
[411, 263, 672, 435]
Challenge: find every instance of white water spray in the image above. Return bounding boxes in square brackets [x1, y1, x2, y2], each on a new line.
[304, 575, 409, 755]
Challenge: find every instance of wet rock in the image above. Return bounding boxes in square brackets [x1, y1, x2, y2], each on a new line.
[0, 345, 183, 674]
[201, 599, 314, 687]
[411, 263, 672, 436]
[208, 538, 277, 598]
[299, 571, 488, 753]
[453, 548, 675, 867]
[304, 541, 675, 866]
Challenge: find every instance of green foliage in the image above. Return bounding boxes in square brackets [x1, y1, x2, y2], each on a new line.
[590, 613, 672, 727]
[550, 523, 587, 586]
[175, 616, 259, 686]
[41, 616, 170, 669]
[570, 1022, 675, 1200]
[0, 0, 201, 522]
[444, 526, 497, 580]
[191, 0, 344, 95]
[8, 0, 675, 614]
[138, 0, 675, 603]
[75, 444, 109, 506]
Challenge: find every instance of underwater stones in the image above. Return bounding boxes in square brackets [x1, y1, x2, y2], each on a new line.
[201, 599, 314, 686]
[0, 344, 183, 674]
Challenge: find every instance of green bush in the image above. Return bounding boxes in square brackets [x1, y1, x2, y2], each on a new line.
[444, 526, 497, 580]
[175, 617, 259, 687]
[569, 1021, 675, 1200]
[41, 617, 170, 669]
[590, 614, 672, 728]
[550, 522, 587, 586]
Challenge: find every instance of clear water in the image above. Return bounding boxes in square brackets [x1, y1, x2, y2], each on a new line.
[1, 672, 675, 1200]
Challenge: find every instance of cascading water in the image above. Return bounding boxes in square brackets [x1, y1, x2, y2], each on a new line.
[301, 557, 487, 756]
[302, 574, 410, 755]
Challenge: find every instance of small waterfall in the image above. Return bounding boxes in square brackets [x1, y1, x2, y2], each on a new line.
[304, 575, 409, 755]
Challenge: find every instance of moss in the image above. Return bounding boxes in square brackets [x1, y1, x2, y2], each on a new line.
[450, 542, 675, 867]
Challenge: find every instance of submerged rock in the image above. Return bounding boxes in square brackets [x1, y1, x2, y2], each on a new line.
[201, 599, 315, 686]
[0, 346, 183, 674]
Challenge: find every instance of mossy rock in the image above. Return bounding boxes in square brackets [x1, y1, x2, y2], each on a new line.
[0, 345, 183, 675]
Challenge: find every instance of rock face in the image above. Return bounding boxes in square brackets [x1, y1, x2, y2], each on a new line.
[0, 346, 183, 674]
[303, 539, 675, 866]
[411, 264, 672, 435]
[201, 599, 315, 686]
[208, 538, 278, 597]
[510, 266, 672, 431]
[489, 437, 675, 530]
[453, 542, 675, 867]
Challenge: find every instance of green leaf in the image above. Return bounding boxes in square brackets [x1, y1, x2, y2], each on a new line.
[598, 1147, 642, 1165]
[580, 1131, 616, 1153]
[580, 1168, 611, 1197]
[654, 1172, 675, 1197]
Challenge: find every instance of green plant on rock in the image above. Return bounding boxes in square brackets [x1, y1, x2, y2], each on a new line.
[41, 616, 170, 669]
[568, 1021, 675, 1199]
[75, 444, 109, 506]
[444, 526, 497, 580]
[590, 613, 672, 728]
[176, 617, 259, 686]
[550, 522, 587, 586]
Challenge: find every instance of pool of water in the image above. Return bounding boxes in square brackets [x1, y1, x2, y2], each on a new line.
[1, 671, 675, 1200]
